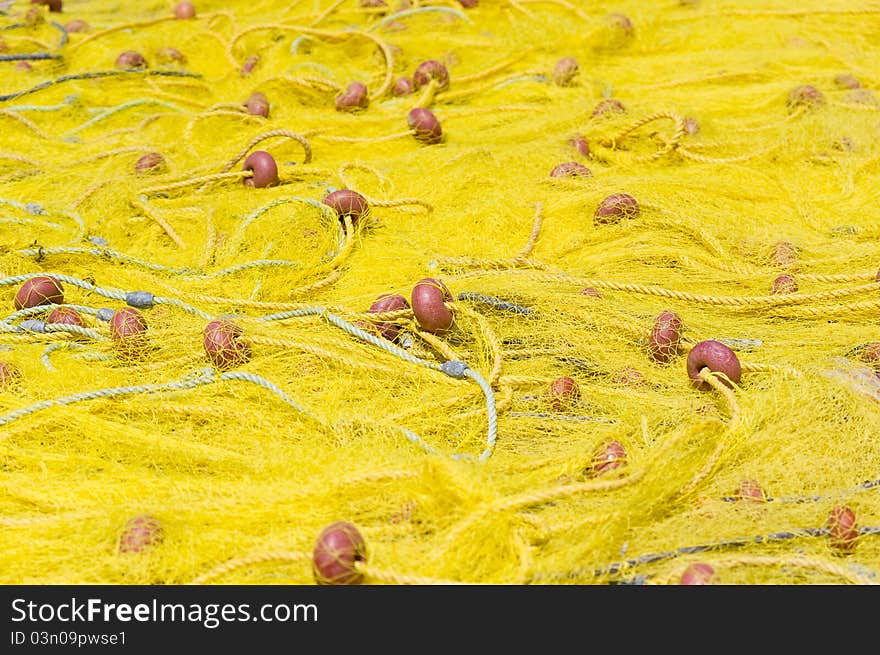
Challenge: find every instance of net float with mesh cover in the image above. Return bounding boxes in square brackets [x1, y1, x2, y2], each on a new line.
[312, 521, 368, 585]
[411, 278, 454, 335]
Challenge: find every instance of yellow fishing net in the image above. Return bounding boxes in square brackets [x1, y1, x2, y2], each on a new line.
[1, 0, 879, 585]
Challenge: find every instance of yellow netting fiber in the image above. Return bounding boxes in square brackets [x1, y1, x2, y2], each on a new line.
[1, 0, 879, 585]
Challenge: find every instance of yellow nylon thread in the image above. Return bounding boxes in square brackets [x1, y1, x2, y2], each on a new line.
[3, 0, 880, 588]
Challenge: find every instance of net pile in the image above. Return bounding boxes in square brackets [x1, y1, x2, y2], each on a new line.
[1, 0, 879, 585]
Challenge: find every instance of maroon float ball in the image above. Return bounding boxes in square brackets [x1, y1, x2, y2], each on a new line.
[859, 343, 880, 370]
[174, 1, 196, 19]
[109, 307, 148, 342]
[550, 162, 592, 178]
[552, 56, 579, 87]
[682, 116, 700, 135]
[135, 152, 166, 174]
[832, 136, 855, 152]
[155, 46, 187, 64]
[845, 89, 878, 105]
[459, 0, 478, 6]
[14, 275, 63, 310]
[734, 479, 767, 503]
[24, 7, 43, 25]
[392, 77, 414, 96]
[680, 562, 715, 585]
[607, 12, 635, 36]
[360, 0, 388, 6]
[412, 60, 450, 92]
[411, 278, 454, 335]
[243, 91, 269, 117]
[47, 306, 84, 327]
[203, 320, 251, 370]
[0, 361, 22, 389]
[588, 440, 626, 477]
[115, 50, 147, 69]
[687, 340, 742, 390]
[827, 505, 858, 555]
[119, 514, 163, 554]
[546, 376, 579, 411]
[241, 54, 259, 75]
[787, 84, 825, 110]
[770, 240, 798, 268]
[383, 42, 404, 58]
[335, 82, 369, 112]
[771, 273, 798, 294]
[649, 310, 683, 364]
[615, 366, 644, 385]
[367, 293, 410, 342]
[591, 98, 626, 118]
[15, 61, 32, 71]
[594, 193, 640, 224]
[31, 0, 62, 12]
[312, 521, 368, 585]
[581, 286, 601, 298]
[65, 19, 89, 32]
[568, 136, 590, 157]
[407, 108, 443, 145]
[833, 74, 861, 89]
[322, 189, 370, 226]
[242, 151, 279, 188]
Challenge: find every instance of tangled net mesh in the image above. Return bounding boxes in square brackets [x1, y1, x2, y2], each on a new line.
[1, 0, 879, 586]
